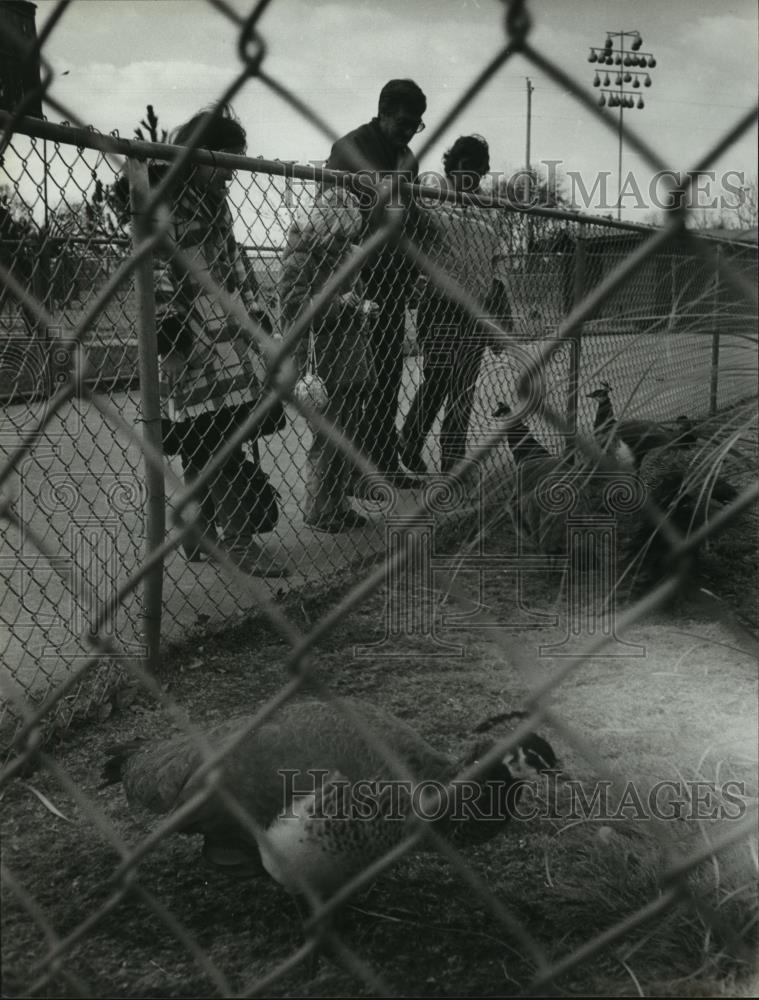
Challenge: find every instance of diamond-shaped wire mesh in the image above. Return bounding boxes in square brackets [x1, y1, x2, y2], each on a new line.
[1, 0, 758, 996]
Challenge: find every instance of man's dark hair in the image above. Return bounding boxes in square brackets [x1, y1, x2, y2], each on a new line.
[377, 79, 427, 117]
[443, 134, 490, 177]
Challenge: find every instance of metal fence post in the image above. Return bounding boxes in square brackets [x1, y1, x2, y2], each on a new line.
[566, 232, 586, 457]
[709, 245, 721, 417]
[127, 158, 165, 672]
[28, 201, 52, 394]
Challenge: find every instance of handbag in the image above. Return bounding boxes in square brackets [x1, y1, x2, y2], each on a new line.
[294, 324, 329, 415]
[246, 463, 280, 533]
[161, 418, 184, 457]
[156, 311, 193, 357]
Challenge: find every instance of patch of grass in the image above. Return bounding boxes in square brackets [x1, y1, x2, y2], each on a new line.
[2, 403, 757, 997]
[2, 777, 756, 997]
[2, 578, 757, 997]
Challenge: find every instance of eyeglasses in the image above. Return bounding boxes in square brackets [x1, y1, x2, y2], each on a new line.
[393, 115, 426, 134]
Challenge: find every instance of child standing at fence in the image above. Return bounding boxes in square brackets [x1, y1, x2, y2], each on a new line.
[279, 186, 377, 532]
[155, 105, 288, 576]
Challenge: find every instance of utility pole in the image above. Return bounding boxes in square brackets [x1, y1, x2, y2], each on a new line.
[525, 77, 533, 171]
[523, 77, 535, 267]
[525, 77, 534, 205]
[589, 31, 656, 220]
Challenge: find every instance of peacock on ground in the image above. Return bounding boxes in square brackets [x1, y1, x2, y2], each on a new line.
[623, 418, 740, 584]
[491, 399, 600, 557]
[586, 382, 682, 470]
[102, 696, 557, 944]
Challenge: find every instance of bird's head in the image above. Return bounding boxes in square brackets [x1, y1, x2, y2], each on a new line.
[501, 733, 558, 779]
[586, 381, 612, 400]
[492, 400, 513, 418]
[674, 415, 697, 444]
[442, 732, 559, 846]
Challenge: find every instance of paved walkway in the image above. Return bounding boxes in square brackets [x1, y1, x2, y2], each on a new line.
[1, 337, 756, 744]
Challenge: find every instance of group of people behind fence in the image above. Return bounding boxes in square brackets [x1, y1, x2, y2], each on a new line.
[152, 80, 510, 577]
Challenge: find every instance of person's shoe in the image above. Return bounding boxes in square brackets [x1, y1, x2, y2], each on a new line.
[181, 478, 218, 561]
[305, 510, 369, 533]
[181, 511, 218, 561]
[346, 477, 379, 500]
[183, 528, 215, 562]
[184, 544, 208, 563]
[224, 540, 291, 577]
[374, 466, 425, 489]
[385, 470, 424, 489]
[348, 470, 424, 499]
[398, 438, 429, 475]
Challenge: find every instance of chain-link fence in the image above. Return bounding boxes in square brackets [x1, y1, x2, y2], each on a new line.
[1, 0, 758, 995]
[2, 121, 756, 742]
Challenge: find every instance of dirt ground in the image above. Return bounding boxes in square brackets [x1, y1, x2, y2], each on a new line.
[2, 504, 758, 999]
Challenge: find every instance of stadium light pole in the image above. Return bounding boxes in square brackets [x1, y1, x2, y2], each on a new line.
[524, 77, 535, 265]
[525, 76, 534, 200]
[589, 31, 656, 220]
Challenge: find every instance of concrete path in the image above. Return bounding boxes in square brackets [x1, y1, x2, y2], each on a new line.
[1, 337, 756, 744]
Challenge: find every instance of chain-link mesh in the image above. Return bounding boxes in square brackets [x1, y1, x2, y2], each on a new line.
[1, 0, 758, 995]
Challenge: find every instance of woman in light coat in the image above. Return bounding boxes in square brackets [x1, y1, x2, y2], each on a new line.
[279, 187, 377, 532]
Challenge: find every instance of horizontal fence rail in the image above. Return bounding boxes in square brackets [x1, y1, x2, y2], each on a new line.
[1, 0, 757, 997]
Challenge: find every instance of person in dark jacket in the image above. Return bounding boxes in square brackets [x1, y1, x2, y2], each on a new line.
[398, 135, 507, 477]
[324, 79, 427, 489]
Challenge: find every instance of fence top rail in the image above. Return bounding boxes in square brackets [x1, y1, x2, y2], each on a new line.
[0, 111, 654, 234]
[3, 112, 757, 249]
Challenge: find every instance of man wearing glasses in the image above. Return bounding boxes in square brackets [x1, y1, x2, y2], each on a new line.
[325, 79, 428, 489]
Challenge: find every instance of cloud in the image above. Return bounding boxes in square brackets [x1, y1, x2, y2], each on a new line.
[26, 0, 758, 227]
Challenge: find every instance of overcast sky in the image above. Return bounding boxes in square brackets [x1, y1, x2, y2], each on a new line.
[23, 0, 759, 224]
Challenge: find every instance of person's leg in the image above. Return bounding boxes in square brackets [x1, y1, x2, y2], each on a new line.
[304, 389, 367, 531]
[180, 463, 219, 560]
[175, 414, 219, 561]
[202, 407, 289, 576]
[359, 299, 408, 473]
[440, 338, 486, 473]
[303, 400, 341, 525]
[400, 328, 455, 472]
